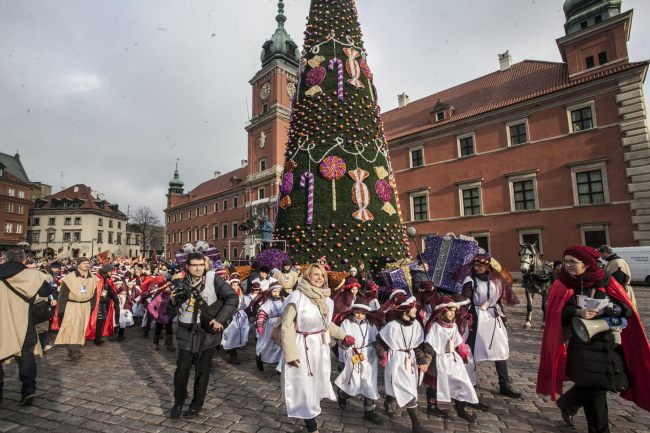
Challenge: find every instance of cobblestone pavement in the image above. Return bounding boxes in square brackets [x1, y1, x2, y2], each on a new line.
[1, 286, 648, 433]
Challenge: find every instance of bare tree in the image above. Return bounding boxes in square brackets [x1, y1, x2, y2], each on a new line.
[130, 206, 162, 257]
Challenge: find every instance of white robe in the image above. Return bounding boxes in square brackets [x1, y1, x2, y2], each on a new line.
[256, 298, 284, 363]
[425, 322, 478, 404]
[222, 293, 251, 350]
[463, 276, 509, 362]
[281, 291, 335, 419]
[334, 319, 379, 400]
[252, 276, 277, 292]
[379, 320, 424, 408]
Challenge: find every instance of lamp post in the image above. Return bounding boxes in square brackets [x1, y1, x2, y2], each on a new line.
[91, 238, 96, 258]
[406, 226, 431, 282]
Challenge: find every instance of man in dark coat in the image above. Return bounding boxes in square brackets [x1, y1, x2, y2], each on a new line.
[169, 253, 238, 419]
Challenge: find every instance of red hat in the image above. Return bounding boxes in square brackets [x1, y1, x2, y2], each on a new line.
[365, 280, 379, 297]
[343, 277, 361, 290]
[250, 281, 261, 291]
[434, 295, 470, 315]
[563, 245, 601, 271]
[350, 296, 372, 312]
[419, 281, 433, 291]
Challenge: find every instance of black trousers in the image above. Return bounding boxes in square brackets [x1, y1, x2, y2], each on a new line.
[173, 347, 215, 410]
[155, 322, 173, 337]
[0, 318, 37, 397]
[95, 318, 105, 342]
[557, 385, 609, 433]
[495, 360, 510, 388]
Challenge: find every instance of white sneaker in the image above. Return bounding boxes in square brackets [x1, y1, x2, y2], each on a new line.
[43, 344, 53, 352]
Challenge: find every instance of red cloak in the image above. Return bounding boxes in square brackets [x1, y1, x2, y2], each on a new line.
[536, 278, 650, 412]
[85, 277, 115, 339]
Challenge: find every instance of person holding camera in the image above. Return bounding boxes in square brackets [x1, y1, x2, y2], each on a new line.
[0, 248, 52, 406]
[537, 245, 650, 432]
[169, 252, 238, 419]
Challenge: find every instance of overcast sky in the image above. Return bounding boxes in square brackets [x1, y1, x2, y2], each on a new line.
[1, 0, 648, 219]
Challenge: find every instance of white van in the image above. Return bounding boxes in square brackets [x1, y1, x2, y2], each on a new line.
[611, 246, 650, 284]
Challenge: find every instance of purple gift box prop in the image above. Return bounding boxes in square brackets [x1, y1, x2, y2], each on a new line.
[175, 247, 223, 271]
[422, 235, 479, 294]
[377, 268, 409, 292]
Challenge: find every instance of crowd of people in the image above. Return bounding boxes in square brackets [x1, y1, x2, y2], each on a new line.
[0, 243, 648, 433]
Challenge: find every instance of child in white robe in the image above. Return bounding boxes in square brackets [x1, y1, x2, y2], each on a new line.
[255, 281, 284, 371]
[334, 297, 382, 425]
[222, 278, 250, 365]
[423, 295, 479, 423]
[374, 293, 432, 433]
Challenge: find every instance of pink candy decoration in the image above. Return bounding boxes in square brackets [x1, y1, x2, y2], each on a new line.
[319, 155, 347, 211]
[375, 179, 393, 202]
[280, 172, 294, 196]
[306, 66, 326, 87]
[300, 172, 315, 225]
[328, 58, 344, 101]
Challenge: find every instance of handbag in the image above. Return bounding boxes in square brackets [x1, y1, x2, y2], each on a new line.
[2, 278, 53, 323]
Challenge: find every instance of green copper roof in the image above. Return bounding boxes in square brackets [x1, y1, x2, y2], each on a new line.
[168, 160, 184, 192]
[261, 1, 300, 67]
[563, 0, 622, 34]
[0, 152, 29, 182]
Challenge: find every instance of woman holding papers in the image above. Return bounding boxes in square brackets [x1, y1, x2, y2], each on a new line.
[537, 245, 650, 433]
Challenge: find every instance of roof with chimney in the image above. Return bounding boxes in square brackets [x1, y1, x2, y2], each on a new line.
[33, 184, 127, 218]
[0, 151, 30, 183]
[382, 59, 648, 142]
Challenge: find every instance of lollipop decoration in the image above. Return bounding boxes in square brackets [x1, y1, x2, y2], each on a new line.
[319, 155, 347, 211]
[300, 172, 315, 225]
[328, 58, 344, 101]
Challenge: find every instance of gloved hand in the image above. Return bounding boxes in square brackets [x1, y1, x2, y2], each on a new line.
[256, 326, 264, 335]
[379, 353, 388, 367]
[605, 303, 623, 317]
[342, 335, 355, 347]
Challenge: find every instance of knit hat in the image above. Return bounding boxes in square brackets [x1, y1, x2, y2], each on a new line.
[259, 266, 270, 274]
[228, 277, 241, 286]
[268, 280, 282, 292]
[348, 267, 358, 274]
[250, 281, 261, 291]
[597, 245, 614, 255]
[282, 259, 292, 267]
[563, 245, 601, 271]
[76, 257, 90, 266]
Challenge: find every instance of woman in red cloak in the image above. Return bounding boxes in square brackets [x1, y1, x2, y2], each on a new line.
[537, 245, 650, 432]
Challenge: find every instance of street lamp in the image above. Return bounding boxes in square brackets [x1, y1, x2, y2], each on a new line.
[91, 238, 96, 258]
[406, 226, 431, 282]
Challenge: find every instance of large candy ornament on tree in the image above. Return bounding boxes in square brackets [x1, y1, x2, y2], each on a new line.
[319, 155, 346, 211]
[349, 167, 373, 222]
[305, 55, 327, 97]
[344, 47, 364, 89]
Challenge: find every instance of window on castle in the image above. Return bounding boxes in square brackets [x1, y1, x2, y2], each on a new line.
[571, 106, 594, 132]
[586, 56, 595, 69]
[598, 51, 608, 65]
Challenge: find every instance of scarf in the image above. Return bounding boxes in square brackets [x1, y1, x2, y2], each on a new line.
[297, 278, 331, 319]
[557, 266, 606, 290]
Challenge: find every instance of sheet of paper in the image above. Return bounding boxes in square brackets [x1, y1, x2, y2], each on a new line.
[577, 295, 609, 312]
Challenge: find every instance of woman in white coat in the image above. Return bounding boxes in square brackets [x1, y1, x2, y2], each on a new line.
[280, 263, 354, 433]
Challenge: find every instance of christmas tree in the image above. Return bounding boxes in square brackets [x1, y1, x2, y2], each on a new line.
[274, 0, 410, 272]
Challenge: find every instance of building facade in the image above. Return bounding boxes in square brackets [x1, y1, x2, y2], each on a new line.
[0, 152, 50, 249]
[164, 2, 299, 261]
[28, 184, 128, 259]
[384, 0, 649, 271]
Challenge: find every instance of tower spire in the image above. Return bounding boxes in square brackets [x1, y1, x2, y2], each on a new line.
[276, 0, 286, 27]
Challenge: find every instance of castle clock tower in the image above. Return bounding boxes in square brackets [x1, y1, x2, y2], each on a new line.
[244, 0, 299, 254]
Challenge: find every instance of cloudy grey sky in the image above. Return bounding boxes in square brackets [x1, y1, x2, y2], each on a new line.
[1, 0, 648, 219]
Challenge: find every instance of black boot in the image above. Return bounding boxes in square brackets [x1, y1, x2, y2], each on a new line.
[153, 333, 160, 350]
[383, 397, 397, 418]
[454, 400, 477, 424]
[426, 402, 449, 418]
[468, 400, 490, 411]
[170, 403, 183, 419]
[256, 355, 264, 371]
[143, 328, 149, 338]
[165, 333, 175, 352]
[337, 389, 347, 410]
[557, 401, 578, 430]
[499, 384, 521, 398]
[117, 333, 125, 341]
[407, 407, 432, 433]
[363, 409, 383, 425]
[227, 350, 240, 365]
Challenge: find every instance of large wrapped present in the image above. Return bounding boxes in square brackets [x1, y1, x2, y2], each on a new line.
[377, 268, 409, 292]
[422, 234, 479, 294]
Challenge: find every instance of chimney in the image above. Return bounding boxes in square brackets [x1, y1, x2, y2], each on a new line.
[499, 50, 512, 71]
[213, 171, 221, 179]
[398, 93, 410, 108]
[241, 159, 248, 167]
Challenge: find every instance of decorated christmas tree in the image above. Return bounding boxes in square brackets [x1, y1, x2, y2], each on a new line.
[274, 0, 410, 272]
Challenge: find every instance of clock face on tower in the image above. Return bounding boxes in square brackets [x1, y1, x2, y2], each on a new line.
[260, 82, 271, 101]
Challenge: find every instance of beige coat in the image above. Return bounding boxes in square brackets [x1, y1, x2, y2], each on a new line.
[605, 258, 637, 310]
[0, 269, 51, 361]
[54, 272, 98, 346]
